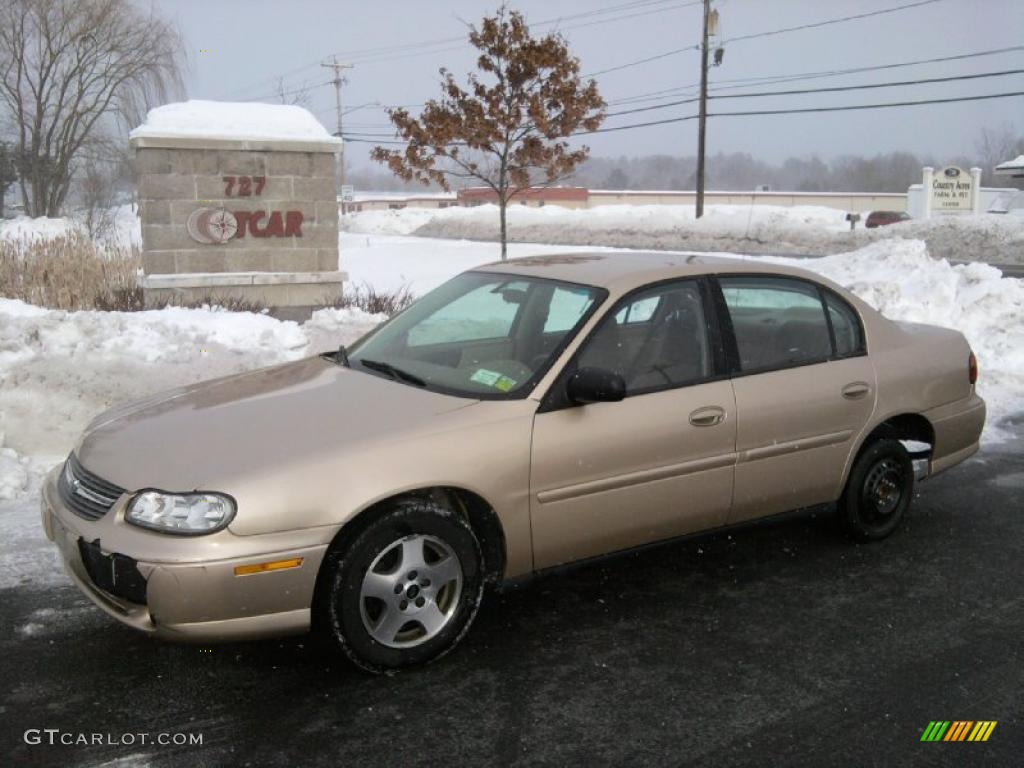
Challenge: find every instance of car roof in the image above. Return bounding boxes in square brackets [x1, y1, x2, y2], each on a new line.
[473, 251, 834, 294]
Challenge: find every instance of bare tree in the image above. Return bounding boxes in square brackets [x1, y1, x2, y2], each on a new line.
[274, 77, 312, 108]
[372, 6, 605, 259]
[975, 124, 1024, 187]
[0, 0, 184, 218]
[0, 142, 17, 218]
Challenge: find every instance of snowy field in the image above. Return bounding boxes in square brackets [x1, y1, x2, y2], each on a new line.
[343, 203, 1024, 264]
[1, 225, 1022, 591]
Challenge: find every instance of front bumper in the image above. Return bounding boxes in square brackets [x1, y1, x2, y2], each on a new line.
[41, 466, 334, 642]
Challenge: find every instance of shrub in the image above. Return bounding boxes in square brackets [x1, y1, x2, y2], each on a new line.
[331, 281, 415, 316]
[0, 233, 140, 311]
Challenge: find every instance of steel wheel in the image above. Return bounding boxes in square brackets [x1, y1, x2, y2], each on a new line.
[358, 534, 463, 649]
[860, 457, 905, 525]
[840, 438, 914, 541]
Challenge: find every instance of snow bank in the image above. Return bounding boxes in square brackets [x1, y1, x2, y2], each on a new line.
[0, 216, 81, 242]
[0, 300, 384, 458]
[1, 204, 141, 248]
[341, 207, 442, 236]
[344, 203, 1024, 264]
[130, 100, 341, 145]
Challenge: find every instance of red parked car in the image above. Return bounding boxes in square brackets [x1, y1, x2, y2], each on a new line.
[865, 211, 911, 228]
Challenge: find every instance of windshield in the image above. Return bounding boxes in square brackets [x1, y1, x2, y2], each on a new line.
[348, 271, 605, 398]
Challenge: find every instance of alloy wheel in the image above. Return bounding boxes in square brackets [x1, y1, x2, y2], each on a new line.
[358, 534, 463, 649]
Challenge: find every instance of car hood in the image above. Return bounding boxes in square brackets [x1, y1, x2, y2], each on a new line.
[76, 356, 478, 491]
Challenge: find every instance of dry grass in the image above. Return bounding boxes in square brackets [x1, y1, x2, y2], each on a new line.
[1, 234, 415, 316]
[332, 281, 416, 315]
[0, 233, 141, 311]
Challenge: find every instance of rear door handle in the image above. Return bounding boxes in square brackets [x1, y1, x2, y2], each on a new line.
[689, 406, 725, 427]
[842, 382, 871, 400]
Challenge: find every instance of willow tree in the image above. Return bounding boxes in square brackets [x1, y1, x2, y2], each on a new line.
[372, 6, 605, 259]
[0, 0, 183, 217]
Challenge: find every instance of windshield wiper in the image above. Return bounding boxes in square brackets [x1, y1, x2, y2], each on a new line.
[358, 358, 427, 387]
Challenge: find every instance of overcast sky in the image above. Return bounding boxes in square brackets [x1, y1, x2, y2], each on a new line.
[161, 0, 1023, 170]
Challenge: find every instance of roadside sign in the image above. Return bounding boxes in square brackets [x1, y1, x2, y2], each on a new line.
[929, 166, 972, 212]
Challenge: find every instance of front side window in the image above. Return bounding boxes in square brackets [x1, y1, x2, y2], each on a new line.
[349, 272, 602, 398]
[720, 276, 833, 372]
[577, 280, 710, 394]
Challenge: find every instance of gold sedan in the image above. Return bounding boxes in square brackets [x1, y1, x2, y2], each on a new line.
[42, 252, 985, 672]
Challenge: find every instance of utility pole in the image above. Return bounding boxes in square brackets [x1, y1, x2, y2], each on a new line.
[322, 56, 353, 212]
[695, 0, 711, 219]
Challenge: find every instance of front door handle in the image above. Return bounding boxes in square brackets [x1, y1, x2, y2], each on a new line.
[842, 382, 871, 400]
[689, 406, 725, 427]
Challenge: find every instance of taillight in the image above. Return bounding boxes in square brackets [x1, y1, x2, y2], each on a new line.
[968, 351, 978, 385]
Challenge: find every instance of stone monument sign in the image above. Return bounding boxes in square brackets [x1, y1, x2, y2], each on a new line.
[129, 101, 345, 319]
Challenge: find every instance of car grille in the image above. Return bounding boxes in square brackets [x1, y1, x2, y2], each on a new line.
[78, 538, 148, 605]
[58, 453, 125, 521]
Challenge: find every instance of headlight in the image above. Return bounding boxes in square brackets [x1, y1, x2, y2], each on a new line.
[126, 491, 235, 535]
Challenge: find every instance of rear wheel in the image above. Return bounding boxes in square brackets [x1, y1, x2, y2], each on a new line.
[839, 439, 914, 541]
[320, 498, 484, 673]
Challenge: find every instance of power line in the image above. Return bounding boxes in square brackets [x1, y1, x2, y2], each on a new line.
[345, 88, 1024, 147]
[709, 44, 1024, 91]
[588, 0, 952, 81]
[710, 90, 1024, 117]
[723, 0, 947, 44]
[716, 68, 1024, 100]
[585, 45, 700, 78]
[602, 44, 1024, 106]
[603, 67, 1024, 116]
[585, 90, 1024, 134]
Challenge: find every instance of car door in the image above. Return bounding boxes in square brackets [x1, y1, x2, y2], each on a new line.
[716, 275, 876, 524]
[529, 279, 737, 570]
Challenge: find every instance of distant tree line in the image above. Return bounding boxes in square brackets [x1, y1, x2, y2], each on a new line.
[354, 124, 1024, 194]
[571, 125, 1023, 193]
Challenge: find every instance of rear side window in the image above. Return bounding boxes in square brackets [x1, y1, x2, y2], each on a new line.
[720, 277, 832, 372]
[824, 291, 865, 357]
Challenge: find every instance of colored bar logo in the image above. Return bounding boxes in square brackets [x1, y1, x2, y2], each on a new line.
[921, 721, 997, 742]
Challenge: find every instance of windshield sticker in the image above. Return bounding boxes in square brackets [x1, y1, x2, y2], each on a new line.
[494, 375, 517, 392]
[470, 368, 502, 386]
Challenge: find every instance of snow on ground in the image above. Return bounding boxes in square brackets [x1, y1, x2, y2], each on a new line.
[340, 231, 617, 293]
[0, 216, 80, 242]
[1, 203, 142, 248]
[344, 203, 1024, 263]
[130, 100, 341, 145]
[2, 232, 1021, 590]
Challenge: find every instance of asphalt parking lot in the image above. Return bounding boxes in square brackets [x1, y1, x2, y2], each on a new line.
[2, 420, 1021, 768]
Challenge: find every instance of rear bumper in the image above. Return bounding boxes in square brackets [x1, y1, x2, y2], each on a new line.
[925, 393, 986, 477]
[41, 467, 331, 642]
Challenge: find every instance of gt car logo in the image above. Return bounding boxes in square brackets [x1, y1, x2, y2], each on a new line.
[187, 207, 238, 245]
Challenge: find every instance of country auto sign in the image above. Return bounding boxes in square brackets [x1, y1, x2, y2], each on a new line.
[186, 174, 305, 245]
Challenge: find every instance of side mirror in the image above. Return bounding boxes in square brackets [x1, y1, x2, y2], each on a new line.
[567, 367, 626, 405]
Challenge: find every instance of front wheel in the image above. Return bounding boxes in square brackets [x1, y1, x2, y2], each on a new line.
[839, 438, 914, 541]
[320, 498, 484, 673]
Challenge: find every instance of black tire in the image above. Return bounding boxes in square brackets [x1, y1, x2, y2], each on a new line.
[839, 438, 914, 541]
[320, 497, 484, 673]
